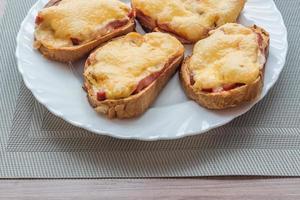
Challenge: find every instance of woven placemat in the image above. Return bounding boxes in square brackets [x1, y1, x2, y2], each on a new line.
[0, 0, 300, 178]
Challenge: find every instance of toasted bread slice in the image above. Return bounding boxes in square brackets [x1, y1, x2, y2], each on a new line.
[132, 0, 245, 44]
[84, 32, 184, 119]
[180, 24, 269, 109]
[34, 0, 135, 63]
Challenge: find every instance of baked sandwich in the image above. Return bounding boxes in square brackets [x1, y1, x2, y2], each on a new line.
[180, 23, 269, 109]
[34, 0, 135, 62]
[84, 32, 185, 118]
[131, 0, 245, 44]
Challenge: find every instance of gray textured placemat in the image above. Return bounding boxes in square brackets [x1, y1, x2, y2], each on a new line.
[0, 0, 299, 178]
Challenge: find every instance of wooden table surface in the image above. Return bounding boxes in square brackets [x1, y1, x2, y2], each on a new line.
[1, 178, 300, 199]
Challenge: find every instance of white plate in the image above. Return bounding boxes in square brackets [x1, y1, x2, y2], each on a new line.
[16, 0, 288, 140]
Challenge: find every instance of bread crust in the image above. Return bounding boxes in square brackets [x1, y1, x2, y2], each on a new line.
[34, 0, 135, 63]
[84, 50, 184, 119]
[179, 25, 270, 109]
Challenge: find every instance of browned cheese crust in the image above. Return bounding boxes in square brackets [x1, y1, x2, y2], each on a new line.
[179, 26, 270, 109]
[34, 0, 136, 63]
[132, 0, 246, 44]
[132, 7, 192, 44]
[84, 52, 184, 119]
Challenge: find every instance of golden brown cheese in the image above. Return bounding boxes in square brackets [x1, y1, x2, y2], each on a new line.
[189, 23, 263, 90]
[132, 0, 245, 42]
[35, 0, 131, 48]
[84, 32, 184, 100]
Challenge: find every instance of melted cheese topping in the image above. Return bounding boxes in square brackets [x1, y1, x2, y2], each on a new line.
[189, 23, 262, 90]
[132, 0, 245, 42]
[84, 32, 184, 100]
[35, 0, 130, 48]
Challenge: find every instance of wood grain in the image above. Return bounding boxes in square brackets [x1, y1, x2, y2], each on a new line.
[1, 178, 300, 200]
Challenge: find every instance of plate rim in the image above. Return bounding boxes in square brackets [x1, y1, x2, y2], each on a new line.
[15, 0, 288, 141]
